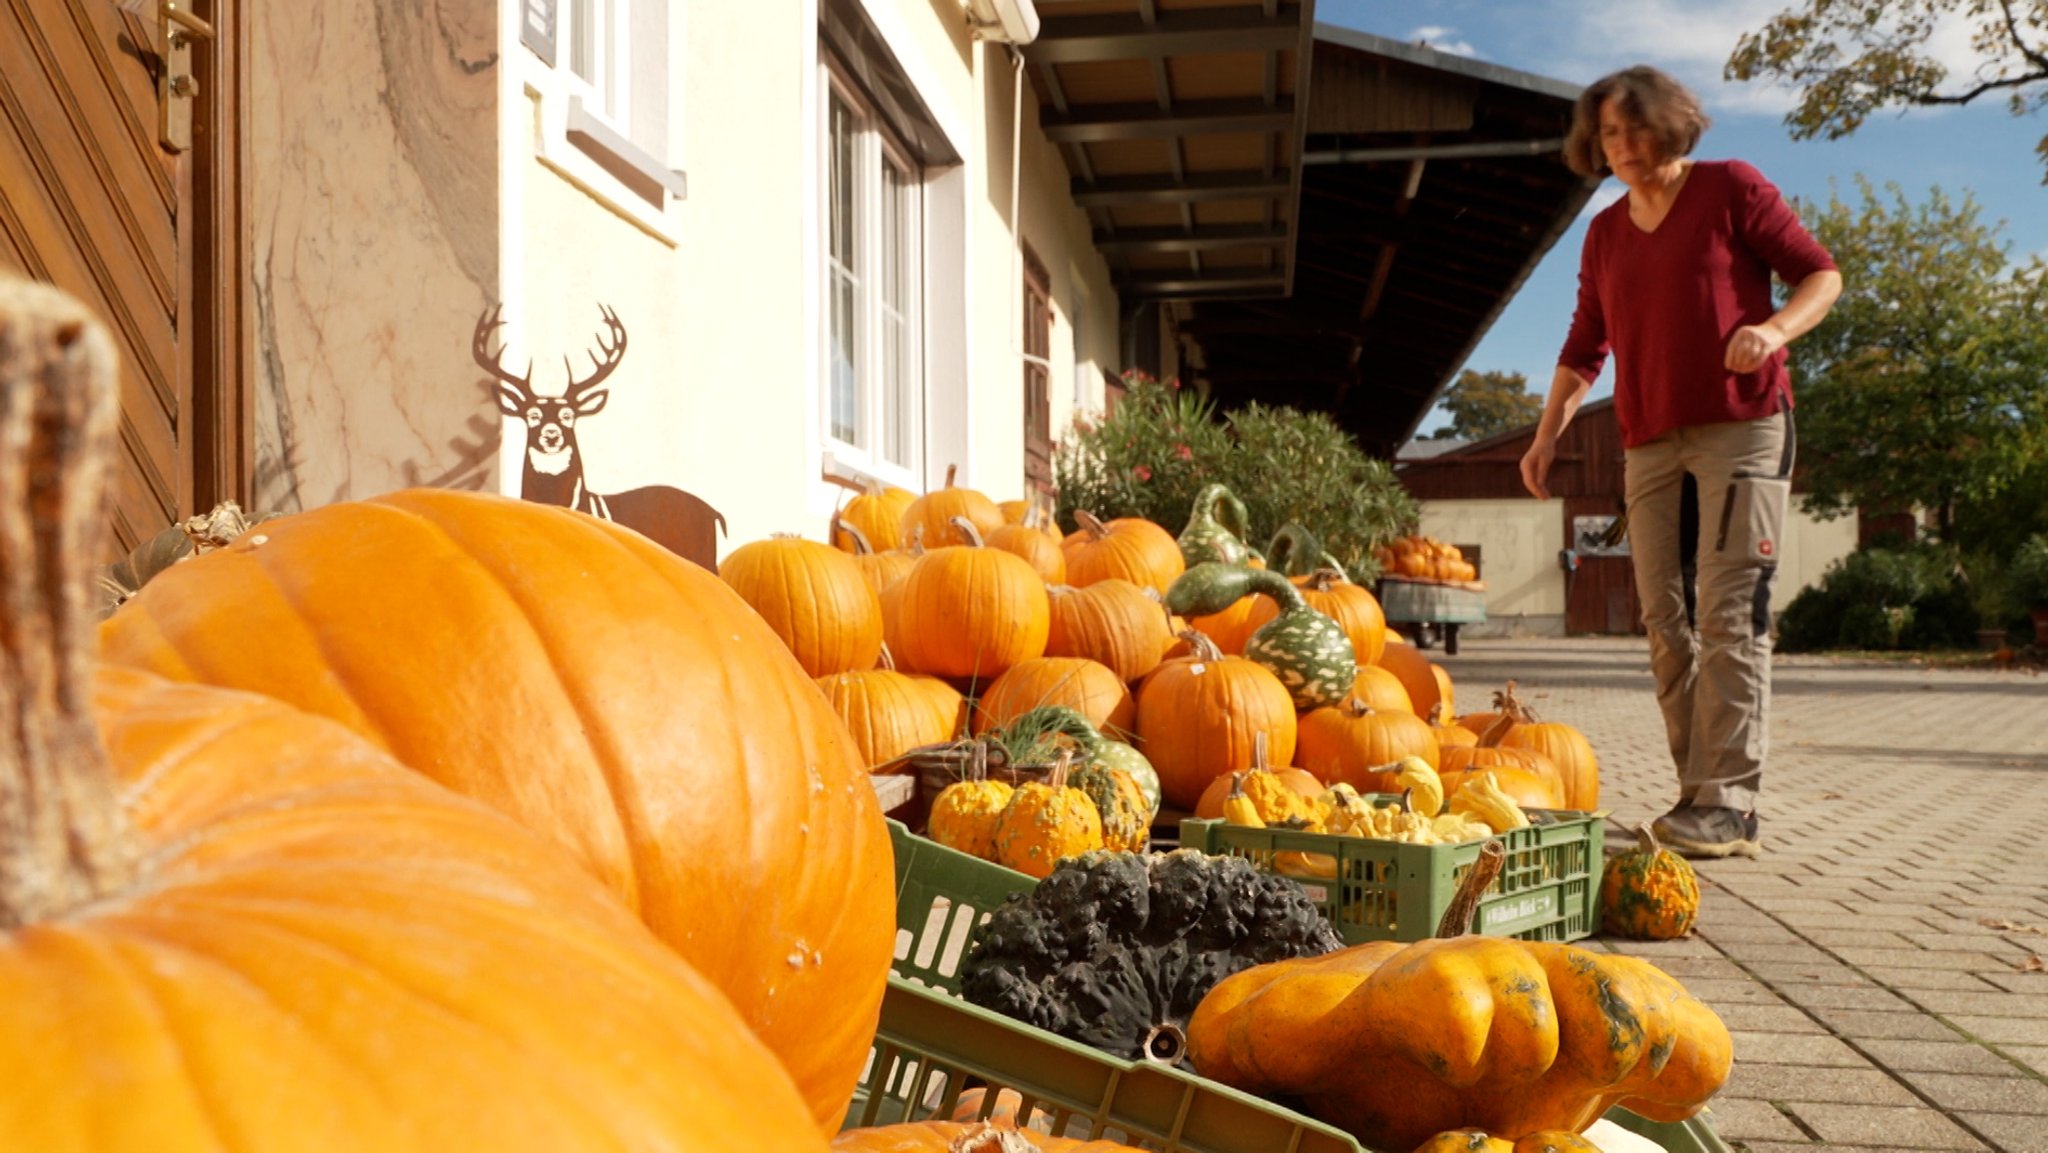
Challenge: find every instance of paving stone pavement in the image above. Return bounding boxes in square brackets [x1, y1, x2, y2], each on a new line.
[1435, 637, 2048, 1153]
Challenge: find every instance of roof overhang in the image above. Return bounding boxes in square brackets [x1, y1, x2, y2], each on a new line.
[1023, 0, 1320, 304]
[1170, 24, 1598, 457]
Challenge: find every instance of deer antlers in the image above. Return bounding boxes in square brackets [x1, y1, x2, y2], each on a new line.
[471, 303, 627, 399]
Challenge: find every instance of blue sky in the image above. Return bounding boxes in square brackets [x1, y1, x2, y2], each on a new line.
[1316, 0, 2048, 438]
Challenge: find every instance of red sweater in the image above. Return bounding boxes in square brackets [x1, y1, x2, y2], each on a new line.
[1557, 159, 1836, 447]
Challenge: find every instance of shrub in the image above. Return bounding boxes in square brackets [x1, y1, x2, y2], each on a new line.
[1054, 374, 1416, 580]
[1773, 542, 1980, 652]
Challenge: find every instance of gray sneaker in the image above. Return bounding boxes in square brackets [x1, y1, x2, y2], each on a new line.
[1652, 805, 1762, 859]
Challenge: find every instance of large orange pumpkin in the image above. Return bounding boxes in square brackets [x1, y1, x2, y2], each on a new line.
[720, 534, 884, 677]
[890, 538, 1051, 682]
[830, 475, 917, 553]
[1487, 682, 1601, 809]
[902, 464, 1005, 548]
[972, 656, 1135, 740]
[1043, 579, 1175, 683]
[817, 649, 964, 769]
[984, 521, 1067, 584]
[99, 488, 894, 1132]
[1062, 510, 1185, 595]
[0, 278, 828, 1152]
[1134, 632, 1298, 810]
[1294, 698, 1441, 792]
[832, 514, 919, 596]
[1437, 745, 1567, 809]
[1375, 637, 1453, 719]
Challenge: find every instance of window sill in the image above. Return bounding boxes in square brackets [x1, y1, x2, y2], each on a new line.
[529, 83, 687, 245]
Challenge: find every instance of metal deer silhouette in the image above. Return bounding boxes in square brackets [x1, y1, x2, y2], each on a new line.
[474, 303, 726, 568]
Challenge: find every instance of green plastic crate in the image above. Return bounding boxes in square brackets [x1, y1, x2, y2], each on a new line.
[861, 819, 1729, 1153]
[1178, 808, 1603, 944]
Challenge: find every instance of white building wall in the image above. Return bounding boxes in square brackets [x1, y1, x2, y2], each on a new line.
[501, 0, 1121, 556]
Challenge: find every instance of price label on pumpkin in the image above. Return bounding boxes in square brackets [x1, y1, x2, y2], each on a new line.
[1189, 663, 1207, 675]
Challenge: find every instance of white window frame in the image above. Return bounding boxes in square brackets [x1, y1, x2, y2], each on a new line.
[819, 58, 925, 491]
[520, 0, 687, 242]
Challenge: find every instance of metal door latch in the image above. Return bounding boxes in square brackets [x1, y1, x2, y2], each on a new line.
[120, 0, 215, 151]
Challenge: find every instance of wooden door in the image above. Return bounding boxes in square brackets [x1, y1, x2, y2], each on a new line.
[1, 0, 244, 552]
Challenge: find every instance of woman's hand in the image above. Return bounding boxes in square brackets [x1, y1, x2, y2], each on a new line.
[1520, 437, 1557, 500]
[1724, 322, 1787, 375]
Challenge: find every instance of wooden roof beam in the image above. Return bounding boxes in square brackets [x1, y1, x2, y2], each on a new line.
[1028, 8, 1303, 63]
[1072, 170, 1291, 206]
[1042, 98, 1295, 143]
[1094, 224, 1289, 254]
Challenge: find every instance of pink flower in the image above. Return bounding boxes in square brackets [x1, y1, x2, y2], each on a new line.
[1133, 465, 1153, 481]
[1175, 444, 1193, 461]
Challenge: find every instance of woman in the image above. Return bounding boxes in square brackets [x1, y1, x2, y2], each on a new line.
[1520, 66, 1842, 859]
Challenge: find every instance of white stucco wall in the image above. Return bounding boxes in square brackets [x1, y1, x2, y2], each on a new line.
[500, 0, 1121, 555]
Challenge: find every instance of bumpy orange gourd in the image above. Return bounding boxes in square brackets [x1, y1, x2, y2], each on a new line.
[98, 487, 894, 1133]
[1600, 824, 1701, 939]
[720, 534, 884, 677]
[1134, 632, 1298, 810]
[0, 278, 829, 1153]
[1187, 845, 1733, 1151]
[992, 758, 1105, 879]
[1043, 579, 1175, 683]
[972, 656, 1135, 740]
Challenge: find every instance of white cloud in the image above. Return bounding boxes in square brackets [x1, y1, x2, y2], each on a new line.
[1409, 24, 1481, 59]
[1548, 0, 1997, 121]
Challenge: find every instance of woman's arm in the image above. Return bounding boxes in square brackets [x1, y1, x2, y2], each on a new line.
[1519, 366, 1595, 500]
[1725, 268, 1844, 374]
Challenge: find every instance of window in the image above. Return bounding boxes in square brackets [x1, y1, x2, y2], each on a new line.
[824, 66, 923, 480]
[524, 0, 686, 235]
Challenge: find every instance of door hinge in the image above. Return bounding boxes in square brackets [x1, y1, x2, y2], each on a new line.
[121, 0, 215, 152]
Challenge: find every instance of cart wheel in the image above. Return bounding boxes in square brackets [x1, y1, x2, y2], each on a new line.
[1445, 624, 1460, 656]
[1412, 624, 1436, 651]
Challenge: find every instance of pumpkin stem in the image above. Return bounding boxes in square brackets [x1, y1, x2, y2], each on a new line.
[947, 515, 986, 549]
[0, 277, 137, 928]
[1177, 627, 1223, 663]
[1251, 730, 1269, 771]
[1074, 509, 1108, 539]
[1635, 822, 1665, 856]
[834, 515, 875, 556]
[1435, 839, 1506, 938]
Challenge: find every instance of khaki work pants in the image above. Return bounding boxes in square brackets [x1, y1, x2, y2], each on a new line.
[1623, 410, 1793, 814]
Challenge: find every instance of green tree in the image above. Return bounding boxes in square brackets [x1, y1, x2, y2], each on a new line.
[1428, 369, 1541, 441]
[1726, 0, 2048, 179]
[1788, 178, 2048, 539]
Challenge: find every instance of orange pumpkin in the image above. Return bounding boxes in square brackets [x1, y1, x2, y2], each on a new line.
[986, 521, 1068, 584]
[1437, 745, 1568, 809]
[1061, 510, 1185, 595]
[1043, 579, 1174, 683]
[817, 648, 964, 770]
[1346, 663, 1414, 714]
[1186, 589, 1264, 655]
[1295, 698, 1441, 792]
[832, 514, 919, 596]
[0, 280, 828, 1152]
[1375, 638, 1452, 719]
[830, 475, 917, 553]
[1134, 632, 1298, 810]
[99, 488, 894, 1133]
[720, 534, 884, 677]
[1428, 703, 1481, 749]
[902, 464, 1005, 548]
[1487, 682, 1601, 809]
[972, 656, 1135, 740]
[890, 536, 1051, 683]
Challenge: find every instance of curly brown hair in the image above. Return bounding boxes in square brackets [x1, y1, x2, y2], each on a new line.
[1562, 66, 1711, 178]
